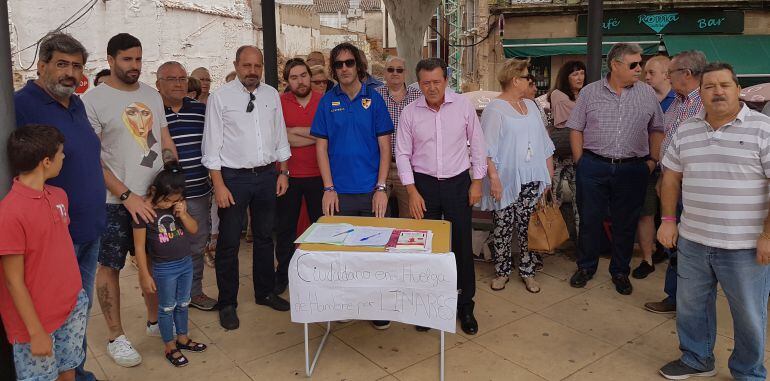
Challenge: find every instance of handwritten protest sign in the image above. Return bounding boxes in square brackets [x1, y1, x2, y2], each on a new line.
[289, 250, 458, 333]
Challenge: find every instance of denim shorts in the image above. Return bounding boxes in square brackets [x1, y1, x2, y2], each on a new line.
[13, 289, 88, 381]
[98, 204, 135, 270]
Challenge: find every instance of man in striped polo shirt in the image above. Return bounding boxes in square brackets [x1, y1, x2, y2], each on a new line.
[156, 61, 217, 311]
[658, 62, 770, 380]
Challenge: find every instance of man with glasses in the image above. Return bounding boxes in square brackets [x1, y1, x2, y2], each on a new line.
[310, 42, 393, 329]
[643, 50, 706, 315]
[567, 42, 665, 295]
[190, 67, 212, 104]
[202, 45, 291, 330]
[14, 32, 106, 381]
[375, 56, 422, 218]
[156, 61, 217, 312]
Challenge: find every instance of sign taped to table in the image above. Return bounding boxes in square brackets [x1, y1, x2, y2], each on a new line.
[289, 250, 458, 333]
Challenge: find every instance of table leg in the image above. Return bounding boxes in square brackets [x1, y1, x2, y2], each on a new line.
[305, 322, 332, 377]
[440, 330, 445, 381]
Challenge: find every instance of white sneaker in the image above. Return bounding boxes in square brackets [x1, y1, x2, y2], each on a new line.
[146, 321, 160, 337]
[146, 321, 175, 337]
[107, 335, 142, 367]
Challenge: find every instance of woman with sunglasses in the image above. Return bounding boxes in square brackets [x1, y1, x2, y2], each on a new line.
[309, 64, 333, 93]
[547, 60, 585, 244]
[480, 58, 555, 294]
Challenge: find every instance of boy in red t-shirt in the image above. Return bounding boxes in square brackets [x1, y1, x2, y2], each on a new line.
[0, 124, 88, 381]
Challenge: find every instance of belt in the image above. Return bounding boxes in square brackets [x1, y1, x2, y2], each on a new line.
[222, 164, 273, 173]
[584, 150, 645, 164]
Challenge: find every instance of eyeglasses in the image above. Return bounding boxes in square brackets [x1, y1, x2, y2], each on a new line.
[668, 68, 689, 76]
[160, 77, 188, 83]
[332, 59, 356, 70]
[247, 93, 255, 113]
[627, 61, 642, 70]
[386, 67, 405, 73]
[54, 60, 84, 70]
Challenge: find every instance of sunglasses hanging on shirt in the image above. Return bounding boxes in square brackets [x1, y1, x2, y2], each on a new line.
[247, 93, 255, 113]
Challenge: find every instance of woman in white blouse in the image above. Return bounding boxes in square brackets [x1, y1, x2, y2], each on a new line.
[480, 58, 555, 293]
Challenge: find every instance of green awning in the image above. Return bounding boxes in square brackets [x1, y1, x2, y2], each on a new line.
[663, 35, 770, 77]
[503, 36, 661, 58]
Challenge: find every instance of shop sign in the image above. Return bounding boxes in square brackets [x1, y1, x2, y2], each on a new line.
[577, 10, 743, 35]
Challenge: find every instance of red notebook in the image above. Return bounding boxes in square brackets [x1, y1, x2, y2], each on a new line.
[385, 229, 429, 251]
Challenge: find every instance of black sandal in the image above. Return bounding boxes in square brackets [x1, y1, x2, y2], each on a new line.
[176, 339, 207, 353]
[165, 349, 189, 367]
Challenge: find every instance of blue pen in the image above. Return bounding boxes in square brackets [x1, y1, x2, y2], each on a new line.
[332, 228, 354, 237]
[360, 232, 382, 241]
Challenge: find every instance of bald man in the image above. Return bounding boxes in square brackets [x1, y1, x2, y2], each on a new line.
[201, 45, 292, 330]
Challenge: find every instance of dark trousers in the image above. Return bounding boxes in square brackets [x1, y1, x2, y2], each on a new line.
[275, 176, 323, 283]
[0, 320, 14, 380]
[338, 192, 376, 217]
[216, 167, 277, 307]
[414, 172, 475, 309]
[664, 199, 684, 305]
[576, 153, 648, 276]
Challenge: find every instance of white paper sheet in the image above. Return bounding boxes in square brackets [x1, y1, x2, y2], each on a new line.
[342, 227, 394, 247]
[289, 249, 458, 333]
[295, 223, 355, 245]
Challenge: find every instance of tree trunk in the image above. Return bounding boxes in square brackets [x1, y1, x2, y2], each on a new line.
[382, 0, 442, 84]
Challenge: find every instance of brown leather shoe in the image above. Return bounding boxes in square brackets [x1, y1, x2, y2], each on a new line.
[644, 300, 675, 314]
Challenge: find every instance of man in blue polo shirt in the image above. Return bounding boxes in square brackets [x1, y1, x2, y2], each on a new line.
[311, 42, 393, 331]
[311, 42, 393, 219]
[156, 61, 217, 312]
[14, 33, 105, 381]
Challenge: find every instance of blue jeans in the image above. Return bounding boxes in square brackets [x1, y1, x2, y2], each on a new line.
[153, 257, 193, 344]
[575, 153, 648, 275]
[73, 239, 100, 381]
[676, 237, 770, 380]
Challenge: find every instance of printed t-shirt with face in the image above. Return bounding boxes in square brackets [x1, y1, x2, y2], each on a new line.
[132, 207, 191, 263]
[82, 82, 168, 204]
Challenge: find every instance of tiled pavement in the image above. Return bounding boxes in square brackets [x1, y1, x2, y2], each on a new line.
[84, 242, 768, 380]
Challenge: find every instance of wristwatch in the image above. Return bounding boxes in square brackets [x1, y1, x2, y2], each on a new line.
[279, 169, 290, 177]
[119, 189, 132, 201]
[323, 185, 336, 192]
[374, 183, 387, 193]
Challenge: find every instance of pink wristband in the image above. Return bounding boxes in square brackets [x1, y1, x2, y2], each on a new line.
[661, 216, 677, 222]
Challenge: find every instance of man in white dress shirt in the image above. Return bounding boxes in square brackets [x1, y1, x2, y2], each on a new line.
[202, 45, 291, 330]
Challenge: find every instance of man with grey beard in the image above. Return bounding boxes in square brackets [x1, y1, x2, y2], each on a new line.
[14, 32, 106, 381]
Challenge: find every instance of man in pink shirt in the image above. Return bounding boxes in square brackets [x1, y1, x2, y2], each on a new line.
[396, 58, 487, 335]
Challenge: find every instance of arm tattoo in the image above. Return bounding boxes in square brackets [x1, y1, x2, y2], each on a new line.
[162, 148, 175, 163]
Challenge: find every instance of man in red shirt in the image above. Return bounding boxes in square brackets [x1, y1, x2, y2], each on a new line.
[274, 58, 324, 294]
[0, 124, 89, 381]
